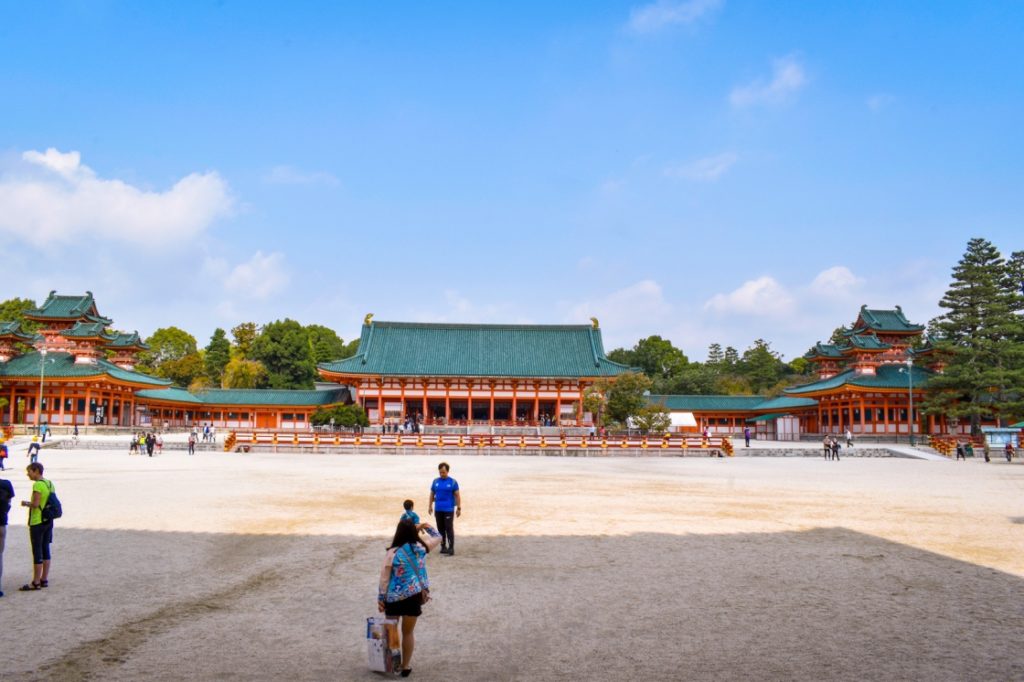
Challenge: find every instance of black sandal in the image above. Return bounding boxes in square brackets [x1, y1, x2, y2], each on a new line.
[19, 583, 41, 591]
[39, 580, 48, 588]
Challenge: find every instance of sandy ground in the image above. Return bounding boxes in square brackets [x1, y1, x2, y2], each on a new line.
[1, 446, 1023, 681]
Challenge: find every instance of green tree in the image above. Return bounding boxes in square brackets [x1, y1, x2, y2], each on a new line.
[604, 372, 652, 426]
[923, 238, 1024, 431]
[159, 352, 206, 388]
[138, 327, 198, 379]
[632, 404, 672, 434]
[204, 328, 231, 385]
[231, 322, 259, 360]
[739, 339, 786, 394]
[723, 346, 739, 367]
[631, 336, 688, 380]
[305, 324, 347, 364]
[310, 403, 370, 428]
[339, 338, 361, 359]
[221, 357, 269, 389]
[606, 347, 635, 367]
[706, 343, 723, 365]
[0, 298, 40, 334]
[659, 363, 717, 395]
[250, 319, 316, 389]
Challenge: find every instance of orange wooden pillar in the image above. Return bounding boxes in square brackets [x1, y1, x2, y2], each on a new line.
[421, 380, 428, 421]
[533, 381, 541, 422]
[489, 381, 495, 423]
[400, 380, 407, 421]
[511, 381, 518, 422]
[444, 380, 451, 422]
[467, 381, 473, 423]
[555, 382, 562, 425]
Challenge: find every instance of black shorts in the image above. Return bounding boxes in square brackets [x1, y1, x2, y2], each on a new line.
[384, 593, 423, 618]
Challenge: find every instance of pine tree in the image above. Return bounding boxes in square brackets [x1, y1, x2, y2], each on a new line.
[924, 238, 1020, 431]
[204, 328, 232, 385]
[706, 343, 723, 365]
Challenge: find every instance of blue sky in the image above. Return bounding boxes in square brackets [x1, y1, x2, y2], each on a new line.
[1, 1, 1021, 360]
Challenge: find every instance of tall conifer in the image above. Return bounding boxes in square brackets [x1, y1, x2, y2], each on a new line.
[924, 238, 1021, 431]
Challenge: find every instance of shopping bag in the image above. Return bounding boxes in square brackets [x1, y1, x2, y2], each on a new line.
[366, 617, 401, 673]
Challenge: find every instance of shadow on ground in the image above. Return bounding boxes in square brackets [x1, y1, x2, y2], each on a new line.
[3, 526, 1022, 681]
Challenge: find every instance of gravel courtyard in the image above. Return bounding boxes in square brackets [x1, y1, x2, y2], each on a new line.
[2, 447, 1022, 681]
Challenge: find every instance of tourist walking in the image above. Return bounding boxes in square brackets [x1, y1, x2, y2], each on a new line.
[27, 436, 41, 464]
[744, 426, 751, 447]
[830, 436, 841, 461]
[146, 433, 156, 457]
[845, 428, 854, 449]
[823, 435, 831, 459]
[955, 442, 965, 461]
[188, 432, 196, 456]
[965, 442, 974, 459]
[983, 440, 991, 463]
[0, 439, 8, 470]
[0, 473, 14, 597]
[377, 518, 442, 677]
[19, 462, 55, 591]
[429, 462, 461, 556]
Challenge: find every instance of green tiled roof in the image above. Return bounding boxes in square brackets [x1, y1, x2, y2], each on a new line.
[846, 306, 924, 335]
[649, 394, 817, 412]
[61, 321, 115, 340]
[840, 333, 891, 351]
[136, 387, 350, 407]
[25, 291, 112, 325]
[319, 322, 633, 378]
[0, 351, 171, 386]
[0, 321, 41, 342]
[784, 364, 933, 395]
[804, 342, 843, 360]
[754, 396, 819, 410]
[746, 412, 791, 422]
[1011, 421, 1024, 429]
[106, 331, 149, 349]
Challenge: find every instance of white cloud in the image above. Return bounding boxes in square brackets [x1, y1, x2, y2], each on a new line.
[628, 0, 722, 33]
[223, 251, 289, 300]
[729, 56, 807, 108]
[568, 280, 673, 347]
[704, 276, 795, 316]
[0, 148, 233, 247]
[809, 266, 864, 297]
[263, 164, 340, 186]
[664, 152, 738, 181]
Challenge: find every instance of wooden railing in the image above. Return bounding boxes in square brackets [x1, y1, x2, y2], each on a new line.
[227, 431, 733, 455]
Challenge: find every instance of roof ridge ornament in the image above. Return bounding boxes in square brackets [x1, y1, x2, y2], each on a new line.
[590, 317, 599, 329]
[364, 313, 373, 326]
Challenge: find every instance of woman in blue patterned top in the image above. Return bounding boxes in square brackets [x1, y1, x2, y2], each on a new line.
[378, 518, 442, 676]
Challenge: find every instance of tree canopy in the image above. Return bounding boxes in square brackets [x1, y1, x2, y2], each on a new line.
[250, 319, 317, 389]
[923, 238, 1024, 429]
[204, 328, 231, 385]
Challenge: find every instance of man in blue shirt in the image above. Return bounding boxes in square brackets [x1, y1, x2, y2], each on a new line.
[428, 462, 461, 556]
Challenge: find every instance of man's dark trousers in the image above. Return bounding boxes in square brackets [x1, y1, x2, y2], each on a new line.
[435, 511, 455, 553]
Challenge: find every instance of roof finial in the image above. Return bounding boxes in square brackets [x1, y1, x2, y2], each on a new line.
[364, 313, 374, 326]
[590, 317, 599, 329]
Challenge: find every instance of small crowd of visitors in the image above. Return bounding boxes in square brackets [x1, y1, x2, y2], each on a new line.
[376, 461, 462, 676]
[383, 416, 422, 434]
[129, 432, 162, 457]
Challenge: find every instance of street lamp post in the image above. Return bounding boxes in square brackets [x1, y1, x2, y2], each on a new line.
[36, 348, 48, 436]
[906, 357, 915, 447]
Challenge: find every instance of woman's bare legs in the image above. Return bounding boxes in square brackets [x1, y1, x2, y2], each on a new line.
[400, 615, 418, 671]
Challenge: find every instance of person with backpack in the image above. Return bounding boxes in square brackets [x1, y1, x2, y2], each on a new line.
[377, 518, 442, 677]
[0, 473, 14, 597]
[19, 462, 58, 591]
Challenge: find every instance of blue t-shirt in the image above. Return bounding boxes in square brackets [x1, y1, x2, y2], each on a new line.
[401, 510, 420, 525]
[431, 476, 459, 512]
